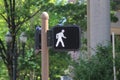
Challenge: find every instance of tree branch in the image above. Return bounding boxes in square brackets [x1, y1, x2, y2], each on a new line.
[13, 0, 15, 27]
[3, 0, 11, 28]
[0, 13, 8, 23]
[9, 0, 16, 29]
[17, 8, 40, 27]
[15, 8, 41, 33]
[0, 39, 8, 65]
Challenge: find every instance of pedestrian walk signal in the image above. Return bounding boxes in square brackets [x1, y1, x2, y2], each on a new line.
[52, 25, 80, 50]
[55, 29, 66, 47]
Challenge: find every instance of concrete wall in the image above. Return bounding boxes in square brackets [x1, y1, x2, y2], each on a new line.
[87, 0, 111, 55]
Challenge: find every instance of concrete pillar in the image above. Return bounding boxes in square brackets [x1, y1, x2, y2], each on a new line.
[87, 0, 110, 55]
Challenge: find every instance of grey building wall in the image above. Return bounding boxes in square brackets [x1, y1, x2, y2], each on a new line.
[87, 0, 111, 55]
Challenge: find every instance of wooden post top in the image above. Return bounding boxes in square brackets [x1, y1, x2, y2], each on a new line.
[41, 12, 49, 20]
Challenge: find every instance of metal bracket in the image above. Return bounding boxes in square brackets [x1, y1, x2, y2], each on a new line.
[47, 30, 53, 47]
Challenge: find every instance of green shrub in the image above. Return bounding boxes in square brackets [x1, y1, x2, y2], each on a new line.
[73, 45, 114, 80]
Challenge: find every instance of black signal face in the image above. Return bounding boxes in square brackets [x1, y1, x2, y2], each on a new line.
[52, 25, 80, 51]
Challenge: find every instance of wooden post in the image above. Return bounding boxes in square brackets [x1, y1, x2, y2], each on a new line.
[41, 12, 49, 80]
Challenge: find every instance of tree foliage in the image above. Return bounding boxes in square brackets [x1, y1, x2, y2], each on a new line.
[0, 0, 50, 80]
[73, 37, 120, 80]
[73, 45, 113, 80]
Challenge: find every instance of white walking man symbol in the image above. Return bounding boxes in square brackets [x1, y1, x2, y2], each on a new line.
[56, 29, 67, 47]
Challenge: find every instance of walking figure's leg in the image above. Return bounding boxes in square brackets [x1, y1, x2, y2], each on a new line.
[56, 40, 60, 47]
[61, 41, 65, 47]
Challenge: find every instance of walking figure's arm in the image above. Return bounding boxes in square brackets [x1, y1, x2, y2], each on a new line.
[63, 35, 66, 39]
[56, 34, 58, 39]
